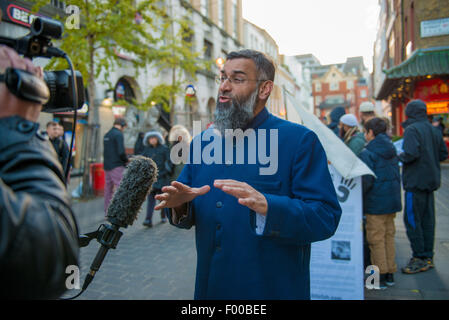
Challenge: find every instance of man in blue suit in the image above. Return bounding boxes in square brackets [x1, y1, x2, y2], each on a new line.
[156, 50, 341, 299]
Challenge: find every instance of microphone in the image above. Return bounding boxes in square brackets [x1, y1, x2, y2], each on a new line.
[77, 156, 157, 295]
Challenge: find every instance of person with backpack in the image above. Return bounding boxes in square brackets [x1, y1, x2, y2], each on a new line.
[359, 118, 402, 289]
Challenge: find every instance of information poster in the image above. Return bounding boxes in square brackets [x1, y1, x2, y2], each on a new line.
[310, 165, 364, 300]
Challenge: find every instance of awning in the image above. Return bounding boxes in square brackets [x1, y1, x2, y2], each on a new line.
[377, 46, 449, 99]
[319, 98, 350, 109]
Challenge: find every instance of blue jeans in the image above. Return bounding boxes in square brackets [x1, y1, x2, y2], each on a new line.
[145, 189, 165, 223]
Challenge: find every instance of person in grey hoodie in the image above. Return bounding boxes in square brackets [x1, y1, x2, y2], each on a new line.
[399, 100, 448, 274]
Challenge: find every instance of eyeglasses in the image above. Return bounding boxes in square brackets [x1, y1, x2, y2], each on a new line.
[215, 75, 268, 85]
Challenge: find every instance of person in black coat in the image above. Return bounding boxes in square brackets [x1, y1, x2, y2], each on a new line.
[399, 100, 448, 274]
[142, 130, 172, 227]
[359, 118, 402, 288]
[133, 132, 145, 156]
[0, 46, 79, 299]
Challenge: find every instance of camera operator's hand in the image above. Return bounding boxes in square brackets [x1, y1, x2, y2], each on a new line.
[0, 45, 44, 122]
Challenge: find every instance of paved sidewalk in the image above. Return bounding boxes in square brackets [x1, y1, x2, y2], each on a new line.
[64, 165, 449, 300]
[364, 164, 449, 300]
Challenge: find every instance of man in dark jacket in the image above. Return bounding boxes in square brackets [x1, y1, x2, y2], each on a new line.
[142, 131, 172, 227]
[359, 118, 402, 289]
[0, 45, 79, 299]
[103, 117, 128, 215]
[46, 121, 70, 172]
[327, 106, 346, 137]
[399, 100, 448, 274]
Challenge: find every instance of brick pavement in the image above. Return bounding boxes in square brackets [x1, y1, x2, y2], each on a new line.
[63, 165, 449, 300]
[61, 192, 197, 300]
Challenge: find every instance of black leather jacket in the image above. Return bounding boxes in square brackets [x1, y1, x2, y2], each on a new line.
[0, 116, 79, 299]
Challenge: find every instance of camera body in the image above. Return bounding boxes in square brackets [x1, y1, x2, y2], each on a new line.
[0, 16, 84, 112]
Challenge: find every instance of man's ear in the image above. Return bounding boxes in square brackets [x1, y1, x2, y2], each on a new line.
[258, 80, 274, 100]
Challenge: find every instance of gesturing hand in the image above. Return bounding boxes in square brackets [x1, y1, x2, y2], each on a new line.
[214, 179, 268, 215]
[154, 181, 210, 210]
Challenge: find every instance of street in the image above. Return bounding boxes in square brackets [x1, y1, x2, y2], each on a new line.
[63, 165, 449, 300]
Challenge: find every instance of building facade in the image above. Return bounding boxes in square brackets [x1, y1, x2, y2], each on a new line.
[374, 0, 449, 136]
[307, 57, 370, 122]
[0, 0, 244, 174]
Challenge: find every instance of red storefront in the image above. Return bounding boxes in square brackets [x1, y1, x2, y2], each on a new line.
[377, 46, 449, 137]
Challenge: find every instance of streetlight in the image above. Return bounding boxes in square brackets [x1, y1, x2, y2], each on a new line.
[215, 57, 225, 69]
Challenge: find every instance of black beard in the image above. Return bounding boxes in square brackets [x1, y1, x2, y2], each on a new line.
[213, 88, 258, 135]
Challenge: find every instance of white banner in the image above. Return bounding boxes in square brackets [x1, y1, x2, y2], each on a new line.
[283, 91, 367, 300]
[310, 165, 364, 300]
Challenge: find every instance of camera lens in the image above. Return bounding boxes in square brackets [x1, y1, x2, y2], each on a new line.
[31, 17, 63, 39]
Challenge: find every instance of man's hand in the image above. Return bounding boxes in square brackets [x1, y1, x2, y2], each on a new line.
[0, 45, 44, 121]
[214, 179, 268, 215]
[154, 181, 210, 210]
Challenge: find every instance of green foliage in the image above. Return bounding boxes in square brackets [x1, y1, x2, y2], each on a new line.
[30, 0, 164, 90]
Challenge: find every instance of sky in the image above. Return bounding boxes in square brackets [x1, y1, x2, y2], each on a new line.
[242, 0, 380, 72]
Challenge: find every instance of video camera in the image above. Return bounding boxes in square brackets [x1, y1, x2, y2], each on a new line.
[0, 16, 84, 113]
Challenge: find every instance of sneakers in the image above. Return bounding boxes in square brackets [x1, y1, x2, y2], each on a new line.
[385, 273, 395, 286]
[143, 220, 153, 228]
[402, 257, 430, 274]
[377, 274, 388, 290]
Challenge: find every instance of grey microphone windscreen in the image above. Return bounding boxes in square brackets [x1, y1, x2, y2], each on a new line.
[107, 156, 158, 227]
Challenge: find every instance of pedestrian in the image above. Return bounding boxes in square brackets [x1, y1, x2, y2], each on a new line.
[168, 124, 192, 182]
[155, 49, 342, 299]
[46, 121, 70, 172]
[432, 116, 445, 136]
[359, 118, 402, 289]
[359, 101, 376, 126]
[399, 100, 448, 274]
[134, 132, 145, 155]
[339, 114, 366, 156]
[103, 117, 128, 215]
[327, 106, 346, 137]
[142, 130, 172, 227]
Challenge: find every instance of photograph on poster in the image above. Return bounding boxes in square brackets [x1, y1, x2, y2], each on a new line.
[331, 240, 351, 261]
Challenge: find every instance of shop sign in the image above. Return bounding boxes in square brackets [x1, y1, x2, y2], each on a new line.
[426, 101, 449, 115]
[185, 85, 196, 97]
[421, 18, 449, 38]
[414, 79, 449, 101]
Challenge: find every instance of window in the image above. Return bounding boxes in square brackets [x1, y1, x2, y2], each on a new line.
[347, 80, 354, 90]
[315, 96, 322, 106]
[204, 39, 213, 59]
[200, 0, 209, 18]
[315, 82, 321, 92]
[218, 0, 225, 29]
[330, 82, 339, 91]
[347, 93, 354, 103]
[360, 90, 367, 98]
[388, 31, 395, 67]
[232, 0, 238, 38]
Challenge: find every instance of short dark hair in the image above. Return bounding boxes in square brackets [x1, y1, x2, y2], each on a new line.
[226, 49, 275, 82]
[114, 117, 127, 127]
[46, 121, 58, 128]
[364, 117, 387, 136]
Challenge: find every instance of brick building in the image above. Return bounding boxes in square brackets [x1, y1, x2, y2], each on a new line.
[374, 0, 449, 136]
[310, 57, 370, 122]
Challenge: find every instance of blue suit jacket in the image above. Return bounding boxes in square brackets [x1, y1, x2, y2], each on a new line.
[167, 108, 341, 300]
